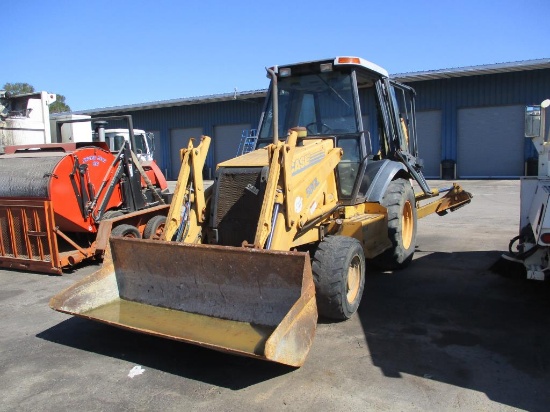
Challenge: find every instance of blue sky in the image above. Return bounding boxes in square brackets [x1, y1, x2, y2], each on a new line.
[5, 0, 549, 111]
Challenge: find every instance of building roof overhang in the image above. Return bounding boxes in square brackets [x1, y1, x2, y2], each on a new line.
[70, 58, 550, 116]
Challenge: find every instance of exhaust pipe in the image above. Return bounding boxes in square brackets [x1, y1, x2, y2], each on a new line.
[94, 120, 108, 142]
[267, 68, 279, 144]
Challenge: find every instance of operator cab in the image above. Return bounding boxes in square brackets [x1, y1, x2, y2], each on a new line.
[257, 56, 428, 201]
[104, 130, 155, 162]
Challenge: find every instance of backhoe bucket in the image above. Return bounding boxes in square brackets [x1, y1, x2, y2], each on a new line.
[50, 237, 317, 367]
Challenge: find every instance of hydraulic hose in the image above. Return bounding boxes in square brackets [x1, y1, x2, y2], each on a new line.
[508, 234, 539, 260]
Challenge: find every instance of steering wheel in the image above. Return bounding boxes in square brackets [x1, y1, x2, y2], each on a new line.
[306, 122, 333, 135]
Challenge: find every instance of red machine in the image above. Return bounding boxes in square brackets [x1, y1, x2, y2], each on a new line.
[0, 142, 169, 274]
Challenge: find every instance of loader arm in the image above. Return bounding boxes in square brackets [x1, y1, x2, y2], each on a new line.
[253, 140, 283, 248]
[162, 136, 210, 242]
[281, 129, 342, 232]
[254, 128, 342, 251]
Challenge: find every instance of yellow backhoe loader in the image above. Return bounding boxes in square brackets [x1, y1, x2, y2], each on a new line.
[51, 56, 472, 367]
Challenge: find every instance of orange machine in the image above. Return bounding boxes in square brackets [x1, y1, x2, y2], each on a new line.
[0, 142, 169, 274]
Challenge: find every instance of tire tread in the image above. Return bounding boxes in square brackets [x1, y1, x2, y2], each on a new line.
[372, 178, 417, 270]
[312, 236, 365, 320]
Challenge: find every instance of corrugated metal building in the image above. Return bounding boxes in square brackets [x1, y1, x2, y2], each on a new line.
[75, 58, 550, 179]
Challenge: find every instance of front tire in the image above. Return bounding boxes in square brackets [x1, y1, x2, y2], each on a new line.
[312, 236, 366, 320]
[111, 224, 141, 238]
[143, 215, 166, 240]
[373, 178, 417, 270]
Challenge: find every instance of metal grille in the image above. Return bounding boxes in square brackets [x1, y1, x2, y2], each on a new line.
[0, 210, 14, 257]
[26, 211, 48, 260]
[0, 202, 52, 262]
[12, 211, 25, 258]
[212, 167, 267, 246]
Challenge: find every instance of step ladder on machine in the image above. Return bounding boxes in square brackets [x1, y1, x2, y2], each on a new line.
[237, 129, 258, 156]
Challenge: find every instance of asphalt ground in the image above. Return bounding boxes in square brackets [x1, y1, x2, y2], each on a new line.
[1, 180, 549, 411]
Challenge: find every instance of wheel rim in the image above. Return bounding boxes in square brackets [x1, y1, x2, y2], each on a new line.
[152, 223, 165, 240]
[346, 256, 361, 304]
[401, 200, 414, 250]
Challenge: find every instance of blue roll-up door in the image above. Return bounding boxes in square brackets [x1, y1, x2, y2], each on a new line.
[458, 105, 524, 178]
[214, 123, 251, 165]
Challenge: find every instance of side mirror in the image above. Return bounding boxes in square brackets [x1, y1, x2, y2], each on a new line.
[525, 105, 542, 138]
[146, 132, 155, 151]
[526, 100, 550, 139]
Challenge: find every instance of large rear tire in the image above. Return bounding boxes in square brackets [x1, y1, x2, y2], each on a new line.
[373, 178, 417, 270]
[312, 236, 366, 320]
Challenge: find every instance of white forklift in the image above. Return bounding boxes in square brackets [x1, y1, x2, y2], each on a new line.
[505, 99, 550, 280]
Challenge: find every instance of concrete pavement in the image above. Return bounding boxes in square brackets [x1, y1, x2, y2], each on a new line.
[0, 180, 549, 411]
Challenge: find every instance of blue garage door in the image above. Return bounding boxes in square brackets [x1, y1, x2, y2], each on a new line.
[458, 106, 524, 178]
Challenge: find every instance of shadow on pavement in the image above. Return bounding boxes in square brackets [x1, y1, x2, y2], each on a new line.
[359, 249, 550, 412]
[37, 249, 550, 406]
[37, 317, 293, 390]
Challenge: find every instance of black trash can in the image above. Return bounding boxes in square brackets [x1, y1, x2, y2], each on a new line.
[525, 157, 538, 176]
[441, 159, 455, 180]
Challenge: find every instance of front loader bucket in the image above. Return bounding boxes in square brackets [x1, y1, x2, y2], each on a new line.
[50, 237, 317, 367]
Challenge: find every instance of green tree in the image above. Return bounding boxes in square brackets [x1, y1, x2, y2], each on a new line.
[49, 94, 71, 113]
[3, 82, 35, 95]
[2, 82, 70, 112]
